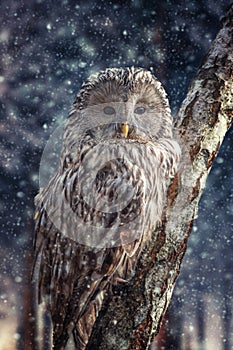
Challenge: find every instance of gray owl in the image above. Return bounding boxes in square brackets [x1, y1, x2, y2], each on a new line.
[34, 67, 181, 349]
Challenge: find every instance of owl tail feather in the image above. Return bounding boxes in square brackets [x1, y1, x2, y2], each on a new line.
[52, 283, 105, 349]
[72, 300, 100, 350]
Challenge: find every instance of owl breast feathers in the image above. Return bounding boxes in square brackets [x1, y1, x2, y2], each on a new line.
[34, 67, 181, 349]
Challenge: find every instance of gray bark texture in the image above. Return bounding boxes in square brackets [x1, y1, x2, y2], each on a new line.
[86, 5, 233, 350]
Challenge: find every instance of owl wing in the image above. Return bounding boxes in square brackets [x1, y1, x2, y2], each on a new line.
[34, 157, 145, 349]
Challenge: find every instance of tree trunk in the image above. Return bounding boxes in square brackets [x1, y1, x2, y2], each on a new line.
[86, 5, 233, 350]
[222, 284, 232, 350]
[154, 296, 183, 350]
[17, 242, 38, 350]
[197, 297, 205, 350]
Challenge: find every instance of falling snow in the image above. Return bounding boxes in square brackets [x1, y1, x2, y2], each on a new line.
[0, 0, 232, 349]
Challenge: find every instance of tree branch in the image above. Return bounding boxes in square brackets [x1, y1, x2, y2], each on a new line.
[86, 5, 233, 350]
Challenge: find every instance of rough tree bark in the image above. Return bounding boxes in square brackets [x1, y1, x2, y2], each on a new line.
[86, 5, 233, 350]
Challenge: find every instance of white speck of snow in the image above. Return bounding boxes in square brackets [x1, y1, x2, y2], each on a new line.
[16, 191, 24, 198]
[13, 333, 21, 340]
[15, 276, 22, 283]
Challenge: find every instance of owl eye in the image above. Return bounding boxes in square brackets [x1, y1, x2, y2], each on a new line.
[134, 106, 146, 115]
[103, 106, 115, 115]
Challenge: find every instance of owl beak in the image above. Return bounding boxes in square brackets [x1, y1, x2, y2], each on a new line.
[122, 123, 129, 138]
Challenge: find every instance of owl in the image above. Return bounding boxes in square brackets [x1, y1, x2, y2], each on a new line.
[34, 67, 181, 349]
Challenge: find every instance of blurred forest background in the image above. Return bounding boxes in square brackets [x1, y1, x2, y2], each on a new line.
[0, 0, 232, 349]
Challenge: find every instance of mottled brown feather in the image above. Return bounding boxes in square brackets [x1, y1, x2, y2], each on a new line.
[34, 67, 180, 349]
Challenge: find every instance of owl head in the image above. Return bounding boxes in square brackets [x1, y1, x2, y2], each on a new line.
[63, 67, 174, 164]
